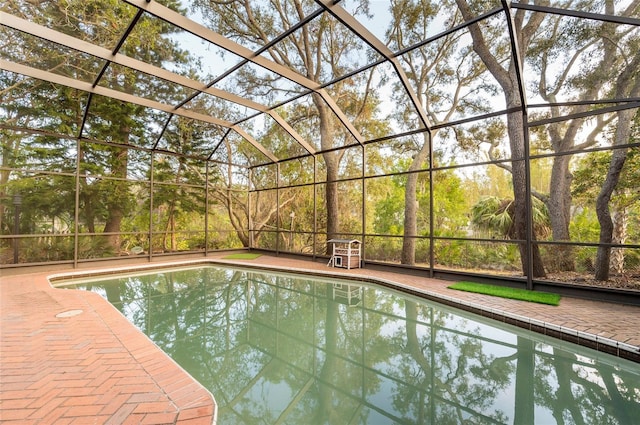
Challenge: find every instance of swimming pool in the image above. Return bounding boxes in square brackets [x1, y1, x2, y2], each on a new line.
[61, 265, 640, 424]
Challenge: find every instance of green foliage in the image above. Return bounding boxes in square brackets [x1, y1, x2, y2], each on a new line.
[435, 240, 521, 272]
[572, 149, 640, 208]
[571, 148, 640, 272]
[569, 208, 600, 243]
[18, 235, 115, 262]
[471, 196, 514, 237]
[432, 168, 471, 236]
[470, 196, 551, 240]
[372, 176, 406, 236]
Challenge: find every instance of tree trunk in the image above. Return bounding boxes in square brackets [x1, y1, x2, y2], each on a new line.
[325, 161, 339, 242]
[164, 206, 177, 251]
[455, 0, 546, 278]
[595, 147, 628, 280]
[540, 10, 620, 273]
[402, 133, 431, 266]
[103, 145, 128, 251]
[0, 142, 11, 234]
[514, 337, 535, 425]
[508, 109, 546, 278]
[594, 44, 640, 280]
[103, 204, 124, 251]
[314, 94, 340, 253]
[610, 207, 627, 274]
[547, 154, 575, 271]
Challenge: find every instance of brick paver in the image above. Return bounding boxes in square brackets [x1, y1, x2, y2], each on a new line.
[2, 254, 639, 422]
[1, 271, 215, 424]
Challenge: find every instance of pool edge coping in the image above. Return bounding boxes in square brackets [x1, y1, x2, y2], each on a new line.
[47, 261, 219, 425]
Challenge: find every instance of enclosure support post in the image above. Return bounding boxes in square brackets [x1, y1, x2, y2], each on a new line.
[149, 152, 155, 262]
[276, 163, 281, 256]
[428, 131, 434, 278]
[361, 145, 366, 267]
[204, 161, 210, 255]
[248, 168, 253, 249]
[73, 139, 81, 268]
[313, 155, 317, 261]
[502, 0, 534, 288]
[12, 193, 21, 264]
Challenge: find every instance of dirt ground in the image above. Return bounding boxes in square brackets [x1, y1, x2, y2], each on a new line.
[543, 271, 640, 290]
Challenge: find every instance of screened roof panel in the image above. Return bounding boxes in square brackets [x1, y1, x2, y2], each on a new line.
[1, 0, 638, 168]
[182, 0, 324, 52]
[146, 23, 245, 82]
[0, 71, 88, 136]
[323, 63, 413, 141]
[156, 115, 227, 158]
[359, 61, 425, 137]
[258, 11, 385, 85]
[523, 14, 640, 105]
[98, 62, 197, 104]
[120, 2, 247, 82]
[236, 114, 310, 159]
[0, 25, 104, 84]
[210, 131, 273, 167]
[181, 4, 262, 53]
[181, 92, 260, 123]
[460, 0, 503, 16]
[471, 12, 513, 66]
[396, 26, 507, 123]
[385, 0, 466, 52]
[0, 1, 138, 49]
[208, 132, 232, 165]
[119, 12, 203, 76]
[273, 93, 322, 152]
[214, 60, 308, 107]
[347, 1, 392, 42]
[536, 0, 640, 17]
[82, 94, 169, 148]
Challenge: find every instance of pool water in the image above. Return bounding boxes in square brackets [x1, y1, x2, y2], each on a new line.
[63, 266, 640, 424]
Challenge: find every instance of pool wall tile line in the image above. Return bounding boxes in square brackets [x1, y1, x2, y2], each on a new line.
[200, 256, 640, 363]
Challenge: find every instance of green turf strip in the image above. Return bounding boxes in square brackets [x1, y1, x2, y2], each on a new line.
[222, 253, 262, 260]
[448, 281, 561, 306]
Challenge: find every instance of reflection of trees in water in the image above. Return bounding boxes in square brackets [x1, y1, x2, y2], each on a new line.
[75, 270, 640, 424]
[535, 347, 640, 425]
[315, 295, 339, 424]
[401, 301, 513, 424]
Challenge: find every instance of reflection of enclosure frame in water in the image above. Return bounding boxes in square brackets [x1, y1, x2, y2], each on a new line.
[59, 264, 640, 425]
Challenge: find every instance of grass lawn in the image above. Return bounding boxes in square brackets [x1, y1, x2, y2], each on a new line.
[448, 281, 561, 306]
[222, 253, 262, 260]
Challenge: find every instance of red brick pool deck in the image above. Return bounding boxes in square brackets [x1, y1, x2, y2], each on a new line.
[2, 254, 640, 423]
